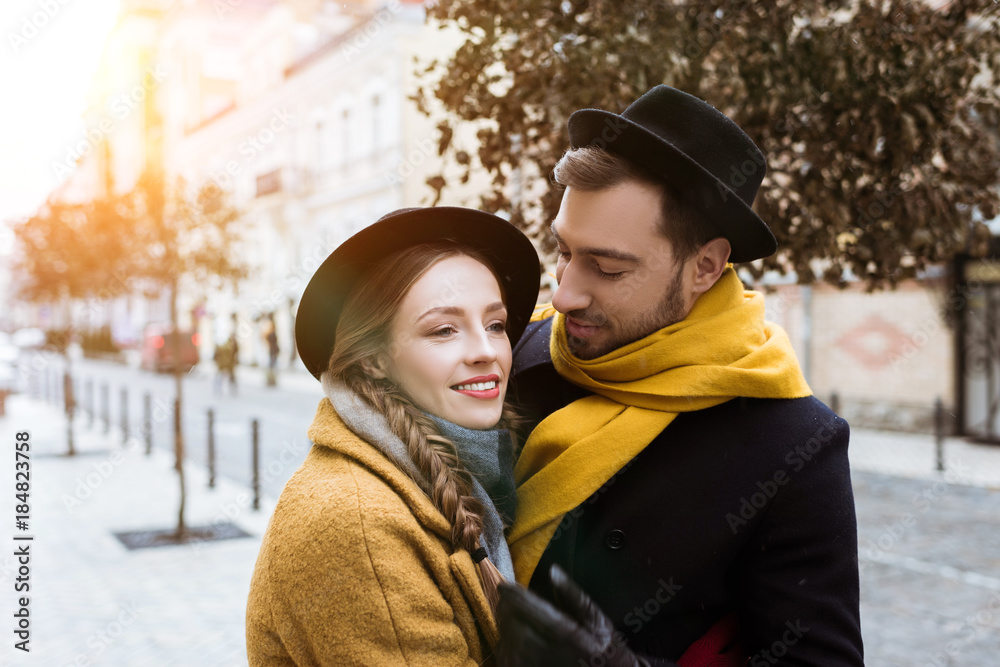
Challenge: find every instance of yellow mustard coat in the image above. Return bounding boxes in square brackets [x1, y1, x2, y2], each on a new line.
[246, 399, 497, 666]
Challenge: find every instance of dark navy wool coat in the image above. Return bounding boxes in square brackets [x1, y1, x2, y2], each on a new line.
[510, 318, 864, 666]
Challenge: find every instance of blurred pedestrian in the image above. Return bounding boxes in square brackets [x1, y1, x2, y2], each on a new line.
[263, 313, 279, 387]
[213, 334, 238, 396]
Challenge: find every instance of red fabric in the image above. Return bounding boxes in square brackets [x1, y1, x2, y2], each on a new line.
[676, 614, 745, 667]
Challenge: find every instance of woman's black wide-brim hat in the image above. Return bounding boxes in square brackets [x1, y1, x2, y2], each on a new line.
[568, 85, 777, 263]
[295, 207, 541, 380]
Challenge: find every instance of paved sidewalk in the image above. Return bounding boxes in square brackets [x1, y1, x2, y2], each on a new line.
[1, 391, 999, 665]
[846, 426, 1000, 666]
[853, 471, 1000, 666]
[0, 393, 276, 666]
[848, 426, 1000, 490]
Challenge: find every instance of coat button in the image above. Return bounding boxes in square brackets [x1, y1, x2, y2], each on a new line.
[605, 529, 626, 550]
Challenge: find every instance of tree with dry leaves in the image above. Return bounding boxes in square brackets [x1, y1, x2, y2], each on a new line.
[130, 171, 248, 538]
[14, 194, 138, 455]
[419, 0, 1000, 290]
[15, 174, 247, 534]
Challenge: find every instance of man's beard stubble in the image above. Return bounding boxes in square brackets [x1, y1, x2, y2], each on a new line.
[566, 264, 687, 360]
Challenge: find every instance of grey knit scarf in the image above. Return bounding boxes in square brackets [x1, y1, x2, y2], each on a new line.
[322, 376, 516, 582]
[425, 414, 517, 527]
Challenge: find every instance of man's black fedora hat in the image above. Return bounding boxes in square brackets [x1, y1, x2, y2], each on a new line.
[295, 207, 541, 380]
[567, 85, 777, 263]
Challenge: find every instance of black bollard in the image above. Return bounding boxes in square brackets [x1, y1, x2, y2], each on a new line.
[120, 387, 129, 442]
[935, 397, 945, 473]
[63, 371, 75, 456]
[252, 418, 260, 510]
[174, 397, 182, 472]
[63, 371, 74, 414]
[101, 384, 110, 435]
[207, 409, 216, 489]
[55, 368, 63, 408]
[143, 393, 152, 455]
[86, 379, 94, 428]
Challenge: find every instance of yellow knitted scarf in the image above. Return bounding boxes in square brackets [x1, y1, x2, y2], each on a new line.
[508, 267, 812, 584]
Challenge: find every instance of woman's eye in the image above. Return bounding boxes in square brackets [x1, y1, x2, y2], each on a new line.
[487, 321, 507, 333]
[430, 326, 456, 337]
[557, 249, 571, 260]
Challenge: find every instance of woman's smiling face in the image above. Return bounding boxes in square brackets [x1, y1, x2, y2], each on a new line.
[376, 254, 512, 430]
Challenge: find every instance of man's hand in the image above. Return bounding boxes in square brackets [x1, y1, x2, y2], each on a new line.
[495, 564, 649, 667]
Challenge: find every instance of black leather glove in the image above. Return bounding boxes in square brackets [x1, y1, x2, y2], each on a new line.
[495, 564, 650, 667]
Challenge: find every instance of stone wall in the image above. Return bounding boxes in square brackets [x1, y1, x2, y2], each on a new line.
[762, 279, 954, 433]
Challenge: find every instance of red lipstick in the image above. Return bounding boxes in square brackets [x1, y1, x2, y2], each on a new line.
[451, 374, 501, 400]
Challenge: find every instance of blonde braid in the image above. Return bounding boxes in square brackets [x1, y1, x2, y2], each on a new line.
[347, 371, 504, 613]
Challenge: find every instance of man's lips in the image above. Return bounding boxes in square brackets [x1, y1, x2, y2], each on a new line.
[565, 316, 600, 339]
[451, 374, 501, 399]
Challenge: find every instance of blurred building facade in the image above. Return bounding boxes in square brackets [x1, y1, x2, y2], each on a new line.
[19, 0, 1000, 437]
[44, 0, 465, 369]
[762, 274, 956, 434]
[760, 248, 1000, 440]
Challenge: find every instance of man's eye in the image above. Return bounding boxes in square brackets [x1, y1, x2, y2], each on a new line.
[557, 249, 571, 260]
[597, 268, 626, 280]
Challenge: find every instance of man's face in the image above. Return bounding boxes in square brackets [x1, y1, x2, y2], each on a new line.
[550, 180, 693, 360]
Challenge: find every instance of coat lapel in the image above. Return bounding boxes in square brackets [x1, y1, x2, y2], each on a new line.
[450, 551, 499, 648]
[310, 399, 499, 647]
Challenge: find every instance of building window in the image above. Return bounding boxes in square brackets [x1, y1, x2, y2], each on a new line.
[341, 109, 351, 162]
[256, 169, 282, 197]
[315, 120, 325, 167]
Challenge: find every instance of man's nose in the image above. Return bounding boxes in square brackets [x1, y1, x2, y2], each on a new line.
[551, 262, 591, 315]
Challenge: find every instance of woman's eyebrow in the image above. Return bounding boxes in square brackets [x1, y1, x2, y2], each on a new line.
[417, 302, 506, 323]
[417, 306, 464, 322]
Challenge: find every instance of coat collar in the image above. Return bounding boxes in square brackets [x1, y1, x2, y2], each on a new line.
[511, 317, 554, 377]
[307, 398, 453, 541]
[306, 397, 500, 646]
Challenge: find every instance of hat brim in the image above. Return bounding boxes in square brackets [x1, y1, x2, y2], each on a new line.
[568, 109, 777, 263]
[295, 207, 541, 380]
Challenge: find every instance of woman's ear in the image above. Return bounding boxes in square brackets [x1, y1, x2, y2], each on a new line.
[360, 354, 389, 379]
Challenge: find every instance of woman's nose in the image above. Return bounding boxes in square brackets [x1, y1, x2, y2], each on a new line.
[465, 329, 499, 364]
